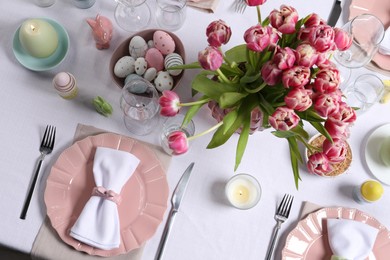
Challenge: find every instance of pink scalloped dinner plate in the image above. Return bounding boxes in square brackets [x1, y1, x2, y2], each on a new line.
[44, 133, 169, 256]
[281, 207, 390, 259]
[349, 0, 390, 70]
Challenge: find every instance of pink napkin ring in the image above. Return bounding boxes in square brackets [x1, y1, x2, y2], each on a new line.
[92, 186, 122, 205]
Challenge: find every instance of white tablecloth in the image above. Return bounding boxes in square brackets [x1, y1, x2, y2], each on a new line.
[0, 0, 389, 259]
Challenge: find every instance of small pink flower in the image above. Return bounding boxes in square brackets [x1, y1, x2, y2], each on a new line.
[206, 20, 232, 47]
[323, 138, 348, 163]
[284, 88, 313, 111]
[159, 90, 180, 116]
[244, 24, 271, 52]
[313, 67, 340, 93]
[314, 93, 340, 117]
[198, 46, 223, 71]
[245, 0, 267, 6]
[325, 118, 350, 139]
[307, 152, 332, 175]
[269, 107, 300, 131]
[282, 66, 311, 88]
[304, 13, 326, 28]
[329, 102, 357, 124]
[273, 47, 296, 70]
[167, 130, 189, 155]
[306, 24, 336, 53]
[269, 5, 299, 34]
[334, 27, 353, 51]
[295, 43, 318, 67]
[261, 61, 283, 86]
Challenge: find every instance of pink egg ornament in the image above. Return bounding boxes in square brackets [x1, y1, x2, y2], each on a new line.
[145, 48, 164, 72]
[153, 30, 175, 55]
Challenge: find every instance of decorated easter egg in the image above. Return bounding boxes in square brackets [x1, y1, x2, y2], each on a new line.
[153, 31, 175, 55]
[154, 71, 174, 92]
[134, 57, 148, 75]
[53, 72, 78, 99]
[129, 36, 148, 59]
[147, 40, 154, 49]
[144, 67, 157, 82]
[124, 73, 143, 85]
[145, 48, 164, 72]
[114, 56, 135, 78]
[164, 53, 184, 76]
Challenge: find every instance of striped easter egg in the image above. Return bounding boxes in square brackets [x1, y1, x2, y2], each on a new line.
[164, 53, 183, 76]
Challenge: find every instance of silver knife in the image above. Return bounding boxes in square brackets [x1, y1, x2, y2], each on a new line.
[327, 0, 342, 27]
[155, 162, 195, 260]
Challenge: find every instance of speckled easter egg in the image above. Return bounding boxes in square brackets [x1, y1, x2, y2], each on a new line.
[114, 56, 135, 78]
[144, 67, 157, 82]
[124, 73, 143, 85]
[147, 40, 154, 49]
[153, 31, 175, 55]
[154, 71, 174, 92]
[129, 36, 148, 59]
[134, 57, 148, 75]
[164, 53, 184, 76]
[145, 48, 164, 72]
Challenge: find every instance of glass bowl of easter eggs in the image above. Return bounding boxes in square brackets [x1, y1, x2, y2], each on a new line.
[110, 29, 185, 93]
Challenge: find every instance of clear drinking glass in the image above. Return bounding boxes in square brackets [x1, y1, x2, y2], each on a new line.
[120, 78, 160, 136]
[156, 0, 187, 31]
[334, 14, 385, 69]
[160, 114, 195, 155]
[114, 0, 151, 32]
[344, 74, 384, 114]
[72, 0, 96, 8]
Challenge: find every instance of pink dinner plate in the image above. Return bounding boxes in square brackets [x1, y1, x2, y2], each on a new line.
[281, 207, 390, 259]
[349, 0, 390, 70]
[44, 133, 169, 256]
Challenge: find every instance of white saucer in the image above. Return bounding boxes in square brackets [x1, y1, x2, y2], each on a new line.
[364, 123, 390, 185]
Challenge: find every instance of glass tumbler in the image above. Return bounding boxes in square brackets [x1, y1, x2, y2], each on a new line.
[156, 0, 187, 31]
[334, 14, 385, 69]
[344, 74, 384, 114]
[120, 78, 160, 136]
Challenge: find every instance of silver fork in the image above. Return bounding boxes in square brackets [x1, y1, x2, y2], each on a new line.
[265, 194, 294, 260]
[234, 0, 247, 13]
[20, 125, 56, 219]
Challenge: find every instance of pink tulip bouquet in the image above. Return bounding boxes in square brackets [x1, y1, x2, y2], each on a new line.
[159, 0, 356, 188]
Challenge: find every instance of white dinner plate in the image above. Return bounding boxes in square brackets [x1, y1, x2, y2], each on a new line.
[364, 123, 390, 185]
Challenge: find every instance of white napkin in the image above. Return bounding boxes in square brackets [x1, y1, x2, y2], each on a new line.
[187, 0, 220, 13]
[70, 147, 140, 250]
[379, 27, 390, 55]
[327, 219, 379, 260]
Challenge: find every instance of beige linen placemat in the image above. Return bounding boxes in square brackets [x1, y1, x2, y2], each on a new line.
[187, 0, 220, 13]
[31, 123, 172, 260]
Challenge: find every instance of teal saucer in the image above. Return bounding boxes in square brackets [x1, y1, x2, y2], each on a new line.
[12, 18, 69, 71]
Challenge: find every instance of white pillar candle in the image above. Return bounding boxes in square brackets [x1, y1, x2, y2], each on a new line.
[18, 19, 59, 58]
[225, 174, 261, 210]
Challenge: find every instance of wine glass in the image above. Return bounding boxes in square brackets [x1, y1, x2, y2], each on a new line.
[334, 14, 385, 88]
[114, 0, 151, 32]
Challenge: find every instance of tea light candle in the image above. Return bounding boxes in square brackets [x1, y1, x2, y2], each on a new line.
[225, 174, 261, 210]
[18, 19, 59, 58]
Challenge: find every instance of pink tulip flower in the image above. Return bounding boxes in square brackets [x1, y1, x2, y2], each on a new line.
[324, 118, 350, 139]
[334, 27, 353, 51]
[284, 88, 313, 111]
[159, 90, 181, 116]
[322, 138, 348, 163]
[282, 66, 311, 88]
[198, 46, 223, 71]
[245, 0, 267, 6]
[313, 67, 340, 93]
[267, 26, 280, 48]
[329, 102, 357, 124]
[304, 13, 326, 28]
[307, 152, 332, 175]
[244, 24, 271, 52]
[313, 93, 340, 117]
[269, 107, 300, 131]
[273, 47, 296, 70]
[269, 5, 299, 34]
[261, 61, 282, 86]
[295, 43, 318, 67]
[206, 20, 232, 48]
[305, 24, 336, 53]
[167, 130, 189, 155]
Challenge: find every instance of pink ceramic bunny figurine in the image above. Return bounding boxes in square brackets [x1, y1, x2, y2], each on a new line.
[86, 14, 113, 50]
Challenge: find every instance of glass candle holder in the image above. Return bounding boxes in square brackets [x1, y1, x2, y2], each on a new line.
[225, 173, 261, 210]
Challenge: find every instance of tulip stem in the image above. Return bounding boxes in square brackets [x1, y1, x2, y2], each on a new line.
[256, 5, 262, 24]
[188, 121, 224, 141]
[180, 98, 211, 107]
[216, 69, 230, 84]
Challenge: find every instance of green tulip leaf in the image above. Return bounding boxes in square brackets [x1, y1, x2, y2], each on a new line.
[287, 137, 302, 189]
[310, 121, 333, 142]
[192, 74, 237, 100]
[235, 117, 250, 171]
[222, 110, 239, 134]
[225, 44, 248, 63]
[219, 92, 248, 108]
